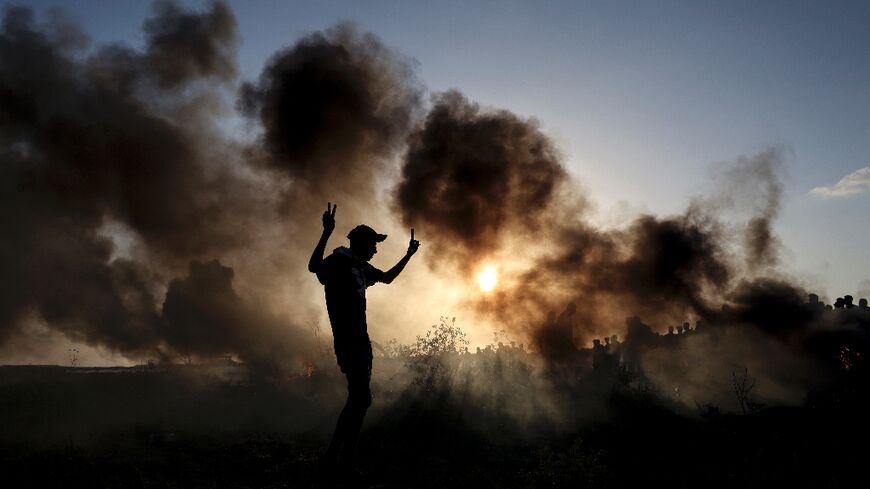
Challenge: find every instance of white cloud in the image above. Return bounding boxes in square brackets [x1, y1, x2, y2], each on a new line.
[810, 166, 870, 197]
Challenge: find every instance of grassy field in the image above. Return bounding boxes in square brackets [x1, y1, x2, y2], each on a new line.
[1, 346, 867, 489]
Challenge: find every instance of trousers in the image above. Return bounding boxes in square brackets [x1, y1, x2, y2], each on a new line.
[325, 359, 372, 467]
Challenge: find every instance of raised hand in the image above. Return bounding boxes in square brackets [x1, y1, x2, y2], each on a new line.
[407, 228, 420, 255]
[322, 202, 336, 233]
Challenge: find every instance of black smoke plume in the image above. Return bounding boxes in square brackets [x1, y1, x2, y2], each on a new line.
[395, 90, 567, 263]
[239, 22, 421, 217]
[393, 93, 869, 408]
[161, 260, 312, 368]
[394, 91, 798, 350]
[705, 148, 784, 270]
[143, 0, 238, 88]
[0, 2, 307, 366]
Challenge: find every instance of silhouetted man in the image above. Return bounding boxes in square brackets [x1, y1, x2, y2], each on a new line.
[308, 202, 420, 477]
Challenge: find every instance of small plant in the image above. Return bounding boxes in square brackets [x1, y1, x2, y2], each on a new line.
[383, 338, 411, 358]
[731, 367, 763, 414]
[406, 317, 469, 390]
[492, 328, 510, 346]
[410, 316, 469, 357]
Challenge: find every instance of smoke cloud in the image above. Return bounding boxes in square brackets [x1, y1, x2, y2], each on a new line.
[390, 89, 839, 411]
[0, 1, 308, 367]
[161, 260, 313, 367]
[707, 149, 784, 270]
[239, 22, 421, 221]
[391, 91, 869, 409]
[393, 91, 776, 344]
[395, 90, 567, 263]
[143, 0, 238, 88]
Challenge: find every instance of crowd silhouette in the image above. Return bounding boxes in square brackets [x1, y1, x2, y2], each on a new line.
[531, 292, 870, 379]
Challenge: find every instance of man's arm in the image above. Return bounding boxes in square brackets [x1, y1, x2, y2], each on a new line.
[382, 228, 420, 284]
[308, 203, 336, 273]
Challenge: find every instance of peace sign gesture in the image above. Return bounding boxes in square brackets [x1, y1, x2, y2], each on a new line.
[322, 202, 336, 233]
[408, 228, 420, 255]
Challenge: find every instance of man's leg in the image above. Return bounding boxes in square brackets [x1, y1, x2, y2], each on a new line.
[324, 401, 348, 465]
[324, 364, 372, 468]
[337, 367, 372, 468]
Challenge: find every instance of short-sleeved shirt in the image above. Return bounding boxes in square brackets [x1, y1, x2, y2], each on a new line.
[314, 247, 385, 369]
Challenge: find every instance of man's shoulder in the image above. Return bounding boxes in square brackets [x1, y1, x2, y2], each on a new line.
[317, 252, 348, 282]
[321, 250, 368, 279]
[324, 251, 357, 268]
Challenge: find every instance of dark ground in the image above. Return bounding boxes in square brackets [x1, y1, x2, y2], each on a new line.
[1, 362, 867, 489]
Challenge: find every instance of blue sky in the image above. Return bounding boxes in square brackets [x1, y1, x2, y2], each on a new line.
[12, 0, 870, 299]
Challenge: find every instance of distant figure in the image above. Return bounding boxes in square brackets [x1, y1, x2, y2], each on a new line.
[807, 293, 825, 312]
[835, 297, 845, 309]
[623, 316, 655, 371]
[593, 335, 619, 375]
[308, 202, 420, 476]
[860, 298, 868, 309]
[592, 338, 607, 371]
[537, 311, 557, 355]
[540, 306, 576, 362]
[844, 295, 856, 309]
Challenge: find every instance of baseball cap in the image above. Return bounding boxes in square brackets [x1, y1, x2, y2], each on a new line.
[347, 224, 388, 243]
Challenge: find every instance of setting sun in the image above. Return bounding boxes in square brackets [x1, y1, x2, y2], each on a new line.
[477, 265, 498, 293]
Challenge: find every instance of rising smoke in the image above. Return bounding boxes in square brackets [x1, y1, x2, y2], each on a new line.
[239, 22, 421, 224]
[395, 90, 567, 263]
[0, 2, 865, 414]
[390, 86, 866, 408]
[0, 1, 304, 366]
[393, 92, 792, 348]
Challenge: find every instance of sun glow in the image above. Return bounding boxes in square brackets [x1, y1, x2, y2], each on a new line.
[477, 265, 498, 293]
